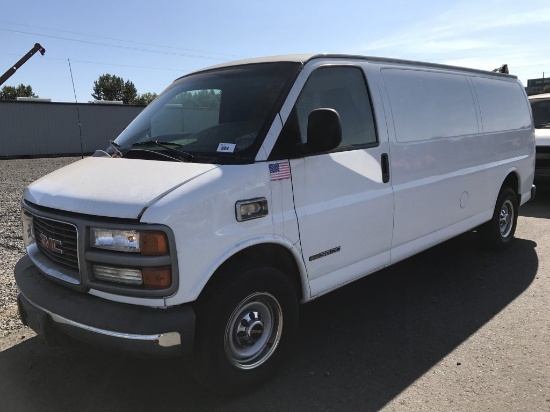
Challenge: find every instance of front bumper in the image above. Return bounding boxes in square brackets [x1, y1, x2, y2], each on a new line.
[15, 255, 195, 357]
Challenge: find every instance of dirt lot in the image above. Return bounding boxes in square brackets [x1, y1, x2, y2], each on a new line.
[0, 158, 549, 411]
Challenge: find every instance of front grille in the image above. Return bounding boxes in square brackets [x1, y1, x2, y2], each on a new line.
[33, 215, 79, 272]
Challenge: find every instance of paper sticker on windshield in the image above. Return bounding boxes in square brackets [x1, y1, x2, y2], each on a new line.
[217, 143, 236, 153]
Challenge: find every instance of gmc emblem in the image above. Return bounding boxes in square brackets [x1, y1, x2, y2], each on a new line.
[39, 233, 63, 254]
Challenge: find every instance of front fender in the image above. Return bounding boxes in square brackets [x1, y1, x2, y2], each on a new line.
[181, 235, 309, 305]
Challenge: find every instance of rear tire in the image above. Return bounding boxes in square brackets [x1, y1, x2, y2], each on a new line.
[480, 187, 518, 250]
[187, 264, 299, 395]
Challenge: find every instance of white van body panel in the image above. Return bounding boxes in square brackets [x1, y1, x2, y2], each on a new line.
[291, 151, 394, 298]
[140, 162, 304, 304]
[375, 64, 534, 258]
[24, 157, 216, 219]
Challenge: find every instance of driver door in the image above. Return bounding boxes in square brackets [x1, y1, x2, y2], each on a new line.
[286, 65, 394, 297]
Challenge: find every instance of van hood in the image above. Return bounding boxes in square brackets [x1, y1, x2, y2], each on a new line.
[535, 128, 550, 147]
[23, 157, 217, 219]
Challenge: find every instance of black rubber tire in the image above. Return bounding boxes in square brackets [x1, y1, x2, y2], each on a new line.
[480, 187, 519, 250]
[187, 263, 299, 395]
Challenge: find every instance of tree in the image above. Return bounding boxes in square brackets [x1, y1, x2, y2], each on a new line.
[174, 89, 221, 108]
[134, 92, 158, 106]
[91, 74, 138, 104]
[121, 80, 137, 105]
[0, 84, 38, 100]
[543, 84, 550, 94]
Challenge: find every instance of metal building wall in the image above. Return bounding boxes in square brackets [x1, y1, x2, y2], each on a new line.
[0, 101, 143, 157]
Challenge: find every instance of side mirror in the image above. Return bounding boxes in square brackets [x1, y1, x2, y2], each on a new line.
[305, 108, 342, 154]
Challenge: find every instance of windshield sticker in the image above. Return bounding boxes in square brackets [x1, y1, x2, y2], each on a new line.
[217, 143, 236, 153]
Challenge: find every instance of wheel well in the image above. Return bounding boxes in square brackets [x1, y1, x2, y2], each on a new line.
[197, 243, 304, 304]
[502, 172, 520, 201]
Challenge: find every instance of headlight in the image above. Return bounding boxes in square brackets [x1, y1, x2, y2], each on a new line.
[90, 227, 171, 289]
[90, 228, 168, 255]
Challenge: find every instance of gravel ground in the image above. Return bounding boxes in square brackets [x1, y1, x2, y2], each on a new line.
[0, 157, 80, 337]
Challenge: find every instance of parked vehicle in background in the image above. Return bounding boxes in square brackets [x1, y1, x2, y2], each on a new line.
[14, 54, 536, 394]
[529, 93, 550, 181]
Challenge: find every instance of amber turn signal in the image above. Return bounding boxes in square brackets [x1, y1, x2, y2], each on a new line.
[140, 231, 169, 255]
[142, 267, 171, 289]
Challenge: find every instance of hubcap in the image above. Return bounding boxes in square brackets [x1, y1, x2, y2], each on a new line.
[499, 199, 514, 238]
[236, 311, 264, 346]
[225, 292, 283, 370]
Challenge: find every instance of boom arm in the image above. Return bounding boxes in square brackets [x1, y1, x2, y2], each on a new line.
[0, 43, 46, 87]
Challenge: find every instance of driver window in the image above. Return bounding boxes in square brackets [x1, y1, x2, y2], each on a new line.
[272, 66, 377, 159]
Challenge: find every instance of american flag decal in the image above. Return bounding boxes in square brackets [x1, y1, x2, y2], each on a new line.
[269, 161, 291, 181]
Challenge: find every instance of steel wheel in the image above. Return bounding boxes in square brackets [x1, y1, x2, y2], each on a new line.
[480, 186, 518, 250]
[225, 292, 283, 370]
[499, 199, 514, 238]
[187, 264, 298, 394]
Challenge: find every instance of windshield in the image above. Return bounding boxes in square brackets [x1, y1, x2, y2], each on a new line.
[531, 99, 550, 129]
[110, 62, 301, 164]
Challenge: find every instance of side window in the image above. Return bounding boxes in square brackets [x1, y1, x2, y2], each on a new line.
[471, 77, 531, 133]
[382, 69, 478, 142]
[295, 66, 377, 148]
[271, 66, 377, 159]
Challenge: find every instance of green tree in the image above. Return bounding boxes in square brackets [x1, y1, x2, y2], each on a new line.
[91, 74, 138, 104]
[0, 84, 38, 100]
[134, 92, 158, 106]
[121, 80, 137, 104]
[174, 89, 221, 108]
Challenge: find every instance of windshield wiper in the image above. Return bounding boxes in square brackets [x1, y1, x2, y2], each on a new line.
[130, 141, 195, 162]
[109, 140, 123, 157]
[208, 153, 252, 164]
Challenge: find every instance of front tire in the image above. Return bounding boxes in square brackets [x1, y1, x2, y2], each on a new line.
[188, 264, 299, 394]
[480, 186, 518, 250]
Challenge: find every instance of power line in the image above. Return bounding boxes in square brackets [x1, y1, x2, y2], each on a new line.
[512, 62, 550, 69]
[0, 28, 229, 61]
[53, 56, 189, 72]
[0, 51, 192, 73]
[0, 20, 243, 59]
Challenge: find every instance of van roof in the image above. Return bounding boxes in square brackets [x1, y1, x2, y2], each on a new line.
[183, 54, 517, 80]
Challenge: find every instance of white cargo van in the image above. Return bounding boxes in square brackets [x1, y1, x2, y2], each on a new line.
[15, 54, 535, 392]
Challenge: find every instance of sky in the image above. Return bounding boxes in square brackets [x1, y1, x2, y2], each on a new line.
[1, 0, 549, 103]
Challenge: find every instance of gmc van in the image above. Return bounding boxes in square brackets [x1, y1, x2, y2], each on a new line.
[15, 54, 535, 392]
